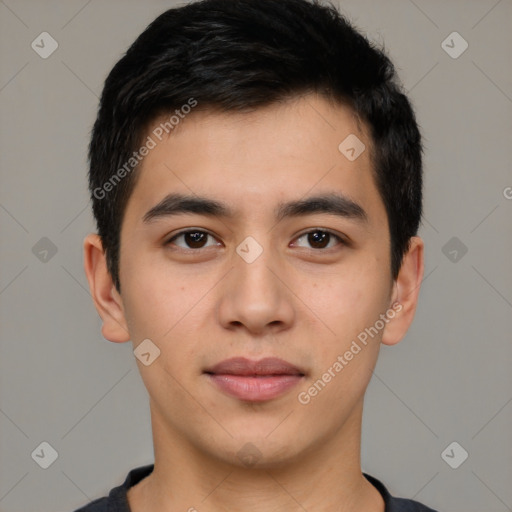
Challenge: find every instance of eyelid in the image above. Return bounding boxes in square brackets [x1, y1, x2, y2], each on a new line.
[165, 227, 348, 251]
[291, 228, 348, 249]
[165, 228, 221, 249]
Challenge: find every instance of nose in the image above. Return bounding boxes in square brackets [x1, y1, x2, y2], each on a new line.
[216, 242, 295, 336]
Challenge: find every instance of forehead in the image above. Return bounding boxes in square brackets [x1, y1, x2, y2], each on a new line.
[122, 94, 385, 228]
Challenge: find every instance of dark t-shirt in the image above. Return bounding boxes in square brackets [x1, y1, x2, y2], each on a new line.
[73, 464, 439, 512]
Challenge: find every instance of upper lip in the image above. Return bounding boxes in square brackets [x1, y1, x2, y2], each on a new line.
[204, 357, 305, 376]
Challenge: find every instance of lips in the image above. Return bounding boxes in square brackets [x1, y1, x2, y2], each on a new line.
[205, 357, 305, 376]
[204, 357, 305, 402]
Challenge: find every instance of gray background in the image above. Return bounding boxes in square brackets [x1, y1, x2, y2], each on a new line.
[0, 0, 511, 511]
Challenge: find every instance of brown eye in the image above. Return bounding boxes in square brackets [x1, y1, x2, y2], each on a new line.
[166, 230, 220, 250]
[293, 229, 344, 250]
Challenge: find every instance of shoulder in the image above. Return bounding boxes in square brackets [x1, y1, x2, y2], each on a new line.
[73, 497, 109, 512]
[389, 496, 439, 511]
[390, 496, 439, 511]
[363, 473, 440, 512]
[71, 464, 154, 512]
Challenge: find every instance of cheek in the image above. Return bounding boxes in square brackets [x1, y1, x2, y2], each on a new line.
[121, 262, 213, 368]
[301, 262, 388, 331]
[121, 250, 183, 328]
[297, 269, 390, 382]
[121, 272, 166, 339]
[121, 276, 203, 403]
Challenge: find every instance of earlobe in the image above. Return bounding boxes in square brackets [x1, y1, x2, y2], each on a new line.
[83, 233, 131, 343]
[381, 236, 424, 346]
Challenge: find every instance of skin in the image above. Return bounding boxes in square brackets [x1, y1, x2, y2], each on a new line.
[84, 93, 424, 512]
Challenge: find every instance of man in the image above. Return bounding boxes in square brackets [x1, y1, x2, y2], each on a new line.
[78, 0, 437, 510]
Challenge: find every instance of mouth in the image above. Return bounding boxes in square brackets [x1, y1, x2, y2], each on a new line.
[204, 357, 306, 402]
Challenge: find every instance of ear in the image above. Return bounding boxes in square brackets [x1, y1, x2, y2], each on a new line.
[381, 236, 424, 346]
[83, 233, 130, 343]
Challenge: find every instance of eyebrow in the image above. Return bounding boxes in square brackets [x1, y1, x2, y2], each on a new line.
[142, 192, 368, 225]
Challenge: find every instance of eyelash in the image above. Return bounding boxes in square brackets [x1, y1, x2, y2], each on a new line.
[164, 228, 347, 252]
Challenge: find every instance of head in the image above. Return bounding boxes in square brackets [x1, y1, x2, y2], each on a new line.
[84, 0, 424, 469]
[89, 0, 422, 293]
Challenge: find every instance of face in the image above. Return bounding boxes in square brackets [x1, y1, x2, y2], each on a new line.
[107, 94, 408, 467]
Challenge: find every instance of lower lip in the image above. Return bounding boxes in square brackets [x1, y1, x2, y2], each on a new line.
[207, 374, 303, 402]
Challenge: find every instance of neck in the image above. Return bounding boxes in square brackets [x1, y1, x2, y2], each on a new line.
[127, 400, 384, 512]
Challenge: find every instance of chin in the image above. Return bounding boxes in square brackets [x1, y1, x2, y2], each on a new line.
[205, 432, 309, 471]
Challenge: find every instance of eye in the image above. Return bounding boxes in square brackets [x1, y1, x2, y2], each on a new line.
[165, 229, 221, 250]
[165, 228, 346, 252]
[292, 229, 345, 250]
